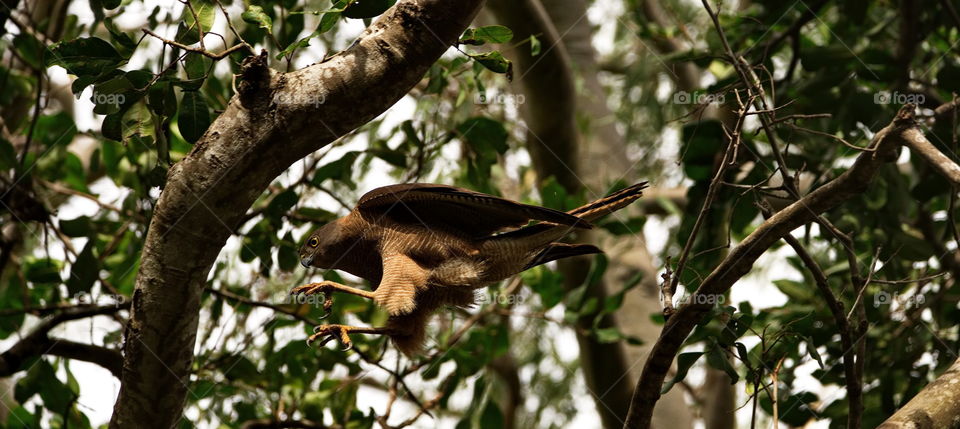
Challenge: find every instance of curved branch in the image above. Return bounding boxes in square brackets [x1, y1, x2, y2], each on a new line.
[109, 1, 484, 427]
[623, 105, 919, 429]
[901, 127, 960, 187]
[0, 303, 127, 378]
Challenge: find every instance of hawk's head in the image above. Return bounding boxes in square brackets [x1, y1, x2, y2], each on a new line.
[299, 221, 345, 269]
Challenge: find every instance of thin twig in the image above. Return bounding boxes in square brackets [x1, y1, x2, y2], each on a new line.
[142, 28, 248, 60]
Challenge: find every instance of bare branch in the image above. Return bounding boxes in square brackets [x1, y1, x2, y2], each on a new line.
[0, 303, 128, 378]
[623, 105, 918, 429]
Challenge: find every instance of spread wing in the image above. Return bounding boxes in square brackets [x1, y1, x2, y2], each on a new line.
[354, 183, 590, 238]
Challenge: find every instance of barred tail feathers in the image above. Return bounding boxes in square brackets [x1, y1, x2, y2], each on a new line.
[523, 243, 602, 270]
[491, 182, 648, 246]
[567, 181, 649, 222]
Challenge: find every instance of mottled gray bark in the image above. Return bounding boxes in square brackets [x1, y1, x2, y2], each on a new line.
[878, 357, 960, 429]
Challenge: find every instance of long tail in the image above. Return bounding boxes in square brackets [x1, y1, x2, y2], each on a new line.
[523, 243, 602, 270]
[566, 181, 649, 221]
[496, 182, 649, 244]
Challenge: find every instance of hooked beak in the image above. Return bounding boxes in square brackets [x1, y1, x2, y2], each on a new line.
[300, 255, 314, 268]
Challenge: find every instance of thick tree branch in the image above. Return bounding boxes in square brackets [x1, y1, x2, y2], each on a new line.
[623, 105, 919, 429]
[877, 357, 960, 428]
[109, 1, 484, 427]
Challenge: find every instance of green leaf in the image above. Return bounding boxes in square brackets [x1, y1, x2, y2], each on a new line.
[60, 216, 92, 237]
[66, 242, 99, 296]
[102, 0, 121, 10]
[278, 34, 316, 59]
[277, 242, 299, 271]
[680, 120, 724, 181]
[479, 400, 505, 429]
[529, 35, 541, 56]
[892, 230, 936, 262]
[342, 0, 396, 19]
[662, 352, 703, 394]
[317, 1, 349, 33]
[266, 189, 300, 217]
[706, 341, 739, 384]
[178, 90, 210, 144]
[176, 0, 216, 45]
[470, 51, 513, 79]
[122, 101, 155, 144]
[311, 151, 359, 188]
[457, 117, 508, 157]
[806, 337, 825, 370]
[91, 75, 132, 115]
[460, 26, 513, 46]
[222, 355, 260, 382]
[241, 5, 273, 34]
[523, 266, 564, 309]
[46, 37, 126, 77]
[13, 33, 45, 70]
[102, 110, 123, 142]
[0, 138, 15, 170]
[183, 52, 210, 80]
[104, 17, 136, 49]
[24, 259, 62, 284]
[594, 327, 624, 344]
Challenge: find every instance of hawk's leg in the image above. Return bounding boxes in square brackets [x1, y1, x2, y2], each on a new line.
[290, 281, 375, 318]
[307, 324, 399, 351]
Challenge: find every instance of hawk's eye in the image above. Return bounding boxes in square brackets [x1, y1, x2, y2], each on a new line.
[307, 237, 319, 248]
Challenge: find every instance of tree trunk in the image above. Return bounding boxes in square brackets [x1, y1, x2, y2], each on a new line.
[108, 1, 483, 427]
